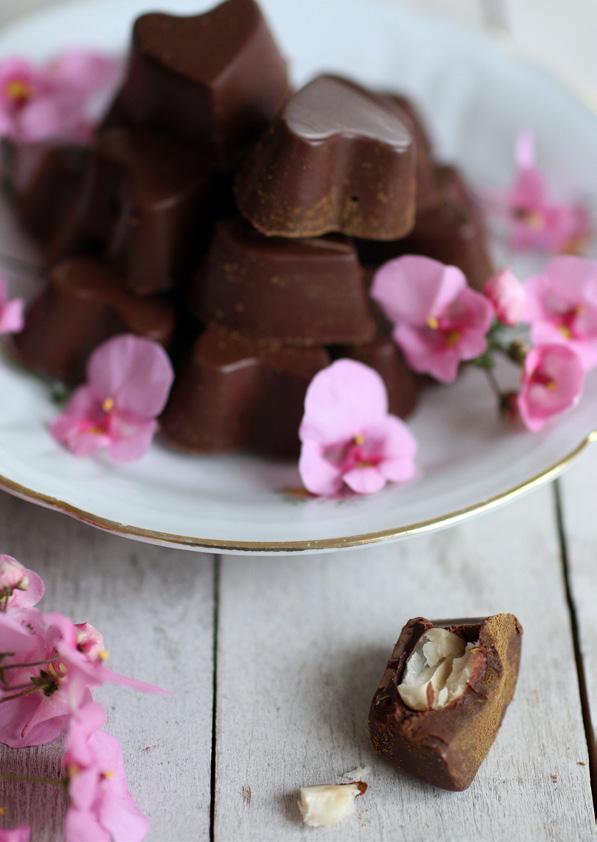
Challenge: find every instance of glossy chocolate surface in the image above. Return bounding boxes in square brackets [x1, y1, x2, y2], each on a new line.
[333, 335, 419, 419]
[235, 74, 417, 239]
[369, 614, 522, 791]
[104, 0, 290, 167]
[13, 257, 175, 385]
[190, 218, 375, 344]
[374, 92, 439, 211]
[161, 328, 329, 458]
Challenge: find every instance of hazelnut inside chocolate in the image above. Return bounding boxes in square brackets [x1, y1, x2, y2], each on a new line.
[397, 627, 485, 711]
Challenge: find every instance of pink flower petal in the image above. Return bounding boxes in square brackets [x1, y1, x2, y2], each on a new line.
[87, 335, 174, 418]
[107, 418, 158, 463]
[18, 94, 78, 142]
[298, 441, 343, 496]
[0, 827, 31, 842]
[371, 255, 466, 326]
[299, 359, 388, 445]
[0, 298, 25, 334]
[49, 50, 119, 99]
[65, 810, 111, 842]
[343, 465, 387, 494]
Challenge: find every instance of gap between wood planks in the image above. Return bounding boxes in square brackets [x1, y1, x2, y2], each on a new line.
[553, 480, 597, 815]
[210, 556, 221, 842]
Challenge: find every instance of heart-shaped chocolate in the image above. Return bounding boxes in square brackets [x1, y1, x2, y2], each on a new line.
[103, 0, 290, 168]
[235, 74, 417, 240]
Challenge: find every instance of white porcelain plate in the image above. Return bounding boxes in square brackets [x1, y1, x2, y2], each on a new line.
[0, 0, 596, 554]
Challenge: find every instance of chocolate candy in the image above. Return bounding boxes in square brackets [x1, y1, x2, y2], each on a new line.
[13, 257, 175, 385]
[373, 92, 439, 211]
[160, 328, 329, 458]
[369, 614, 522, 791]
[357, 165, 493, 291]
[15, 144, 92, 259]
[235, 74, 417, 240]
[104, 0, 290, 168]
[190, 218, 375, 345]
[332, 335, 419, 419]
[51, 130, 211, 294]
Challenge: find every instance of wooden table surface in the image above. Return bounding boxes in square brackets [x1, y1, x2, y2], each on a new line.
[1, 1, 597, 841]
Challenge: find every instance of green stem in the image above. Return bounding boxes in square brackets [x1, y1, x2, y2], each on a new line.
[0, 771, 64, 788]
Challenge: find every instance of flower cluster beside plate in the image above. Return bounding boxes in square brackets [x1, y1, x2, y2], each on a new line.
[0, 0, 596, 555]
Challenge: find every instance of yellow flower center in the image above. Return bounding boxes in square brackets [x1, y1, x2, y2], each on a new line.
[98, 648, 109, 662]
[546, 380, 557, 392]
[6, 79, 31, 103]
[558, 325, 572, 339]
[0, 806, 5, 816]
[103, 770, 114, 780]
[446, 330, 461, 347]
[102, 397, 115, 413]
[354, 434, 365, 446]
[426, 316, 439, 330]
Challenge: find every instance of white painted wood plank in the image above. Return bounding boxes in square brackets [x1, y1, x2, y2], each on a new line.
[0, 493, 214, 842]
[559, 444, 597, 787]
[215, 486, 594, 842]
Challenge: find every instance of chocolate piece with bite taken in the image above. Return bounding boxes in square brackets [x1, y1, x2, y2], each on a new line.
[190, 218, 375, 345]
[160, 327, 329, 458]
[103, 0, 290, 168]
[332, 335, 419, 419]
[50, 129, 211, 294]
[356, 165, 494, 291]
[369, 614, 522, 791]
[235, 74, 417, 240]
[12, 256, 175, 386]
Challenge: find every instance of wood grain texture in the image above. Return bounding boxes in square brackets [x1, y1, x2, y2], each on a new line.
[559, 445, 597, 791]
[0, 494, 215, 842]
[214, 486, 594, 842]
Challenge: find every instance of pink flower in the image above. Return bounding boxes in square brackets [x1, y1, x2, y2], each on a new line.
[504, 130, 590, 253]
[64, 704, 150, 842]
[299, 359, 417, 496]
[0, 554, 44, 611]
[0, 277, 24, 335]
[0, 828, 31, 842]
[517, 344, 584, 432]
[524, 256, 597, 370]
[0, 611, 164, 748]
[0, 51, 117, 144]
[47, 50, 118, 100]
[484, 269, 525, 326]
[51, 334, 174, 462]
[371, 255, 494, 383]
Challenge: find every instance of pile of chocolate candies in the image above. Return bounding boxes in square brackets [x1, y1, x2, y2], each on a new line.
[12, 0, 493, 460]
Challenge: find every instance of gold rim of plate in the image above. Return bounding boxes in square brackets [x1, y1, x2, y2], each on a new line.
[1, 430, 595, 551]
[1, 11, 597, 552]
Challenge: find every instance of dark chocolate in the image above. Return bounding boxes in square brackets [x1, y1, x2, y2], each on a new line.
[103, 0, 290, 168]
[160, 328, 329, 458]
[49, 129, 211, 294]
[13, 257, 175, 385]
[332, 335, 419, 419]
[357, 165, 494, 291]
[235, 74, 417, 239]
[190, 218, 375, 344]
[15, 144, 92, 259]
[369, 614, 522, 791]
[373, 92, 439, 211]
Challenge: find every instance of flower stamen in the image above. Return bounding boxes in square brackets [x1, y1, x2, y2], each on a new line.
[426, 316, 439, 330]
[6, 79, 31, 103]
[446, 330, 461, 347]
[102, 397, 115, 413]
